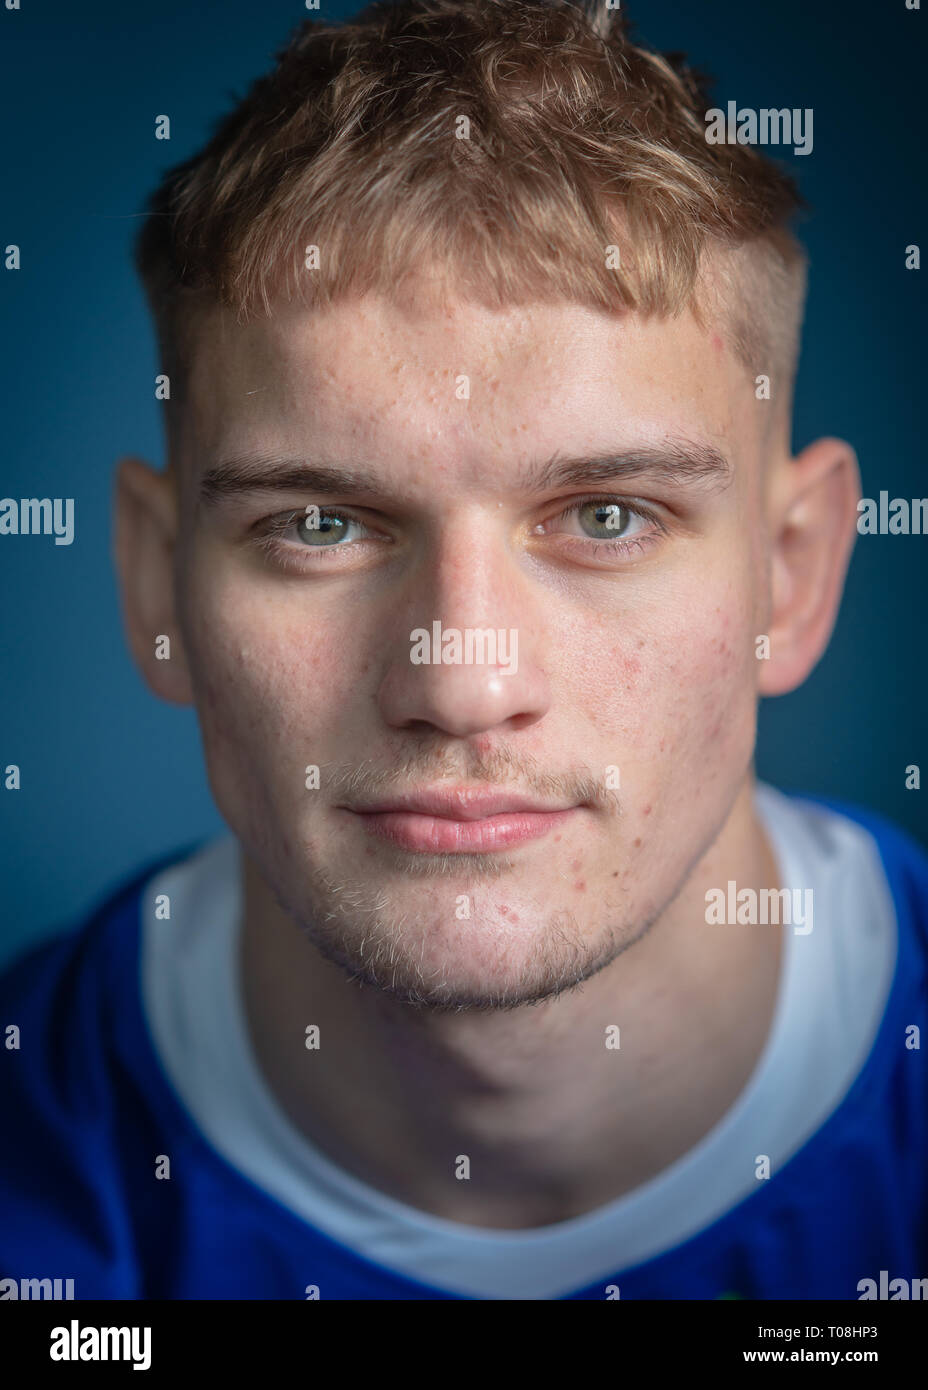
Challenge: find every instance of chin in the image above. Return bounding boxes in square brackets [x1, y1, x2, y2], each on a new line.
[304, 900, 624, 1013]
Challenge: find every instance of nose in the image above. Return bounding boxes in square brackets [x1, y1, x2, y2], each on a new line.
[376, 526, 551, 740]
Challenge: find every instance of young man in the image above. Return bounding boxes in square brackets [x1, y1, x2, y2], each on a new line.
[1, 0, 925, 1301]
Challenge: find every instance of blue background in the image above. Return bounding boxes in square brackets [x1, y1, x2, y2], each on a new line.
[1, 0, 925, 966]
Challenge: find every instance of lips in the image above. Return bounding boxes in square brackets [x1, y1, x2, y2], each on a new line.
[343, 787, 580, 853]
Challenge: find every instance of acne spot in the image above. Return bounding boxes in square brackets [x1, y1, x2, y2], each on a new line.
[643, 805, 652, 816]
[574, 881, 586, 892]
[570, 857, 582, 872]
[633, 838, 642, 848]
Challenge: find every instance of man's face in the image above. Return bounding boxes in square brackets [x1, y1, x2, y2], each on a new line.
[169, 286, 773, 1008]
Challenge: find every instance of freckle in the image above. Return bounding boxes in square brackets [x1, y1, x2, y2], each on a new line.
[637, 639, 644, 649]
[574, 880, 586, 892]
[643, 805, 652, 816]
[612, 871, 619, 878]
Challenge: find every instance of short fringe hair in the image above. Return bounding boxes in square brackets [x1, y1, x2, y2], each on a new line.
[134, 0, 808, 395]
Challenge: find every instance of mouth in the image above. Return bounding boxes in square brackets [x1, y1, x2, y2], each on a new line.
[341, 787, 582, 853]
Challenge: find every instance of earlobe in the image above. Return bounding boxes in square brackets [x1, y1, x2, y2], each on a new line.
[758, 436, 860, 698]
[113, 455, 194, 705]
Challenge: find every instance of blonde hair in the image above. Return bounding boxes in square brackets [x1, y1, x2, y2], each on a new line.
[135, 0, 808, 397]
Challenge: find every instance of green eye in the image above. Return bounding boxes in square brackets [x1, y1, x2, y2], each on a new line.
[296, 510, 356, 546]
[577, 501, 632, 538]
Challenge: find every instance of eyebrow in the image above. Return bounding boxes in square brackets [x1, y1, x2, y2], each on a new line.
[199, 440, 732, 505]
[522, 442, 731, 493]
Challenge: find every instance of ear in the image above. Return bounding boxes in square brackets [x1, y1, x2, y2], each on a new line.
[759, 436, 860, 697]
[113, 456, 194, 704]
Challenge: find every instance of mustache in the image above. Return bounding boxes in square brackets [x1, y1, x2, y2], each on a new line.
[318, 744, 620, 814]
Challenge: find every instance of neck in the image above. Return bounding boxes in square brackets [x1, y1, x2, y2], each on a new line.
[239, 774, 782, 1228]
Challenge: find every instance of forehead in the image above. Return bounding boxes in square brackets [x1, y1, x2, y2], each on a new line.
[178, 288, 753, 491]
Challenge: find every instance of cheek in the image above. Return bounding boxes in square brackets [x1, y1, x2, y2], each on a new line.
[562, 590, 756, 761]
[179, 565, 365, 797]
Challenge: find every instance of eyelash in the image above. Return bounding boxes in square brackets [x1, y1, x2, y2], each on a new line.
[250, 495, 665, 568]
[544, 494, 666, 555]
[251, 508, 377, 570]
